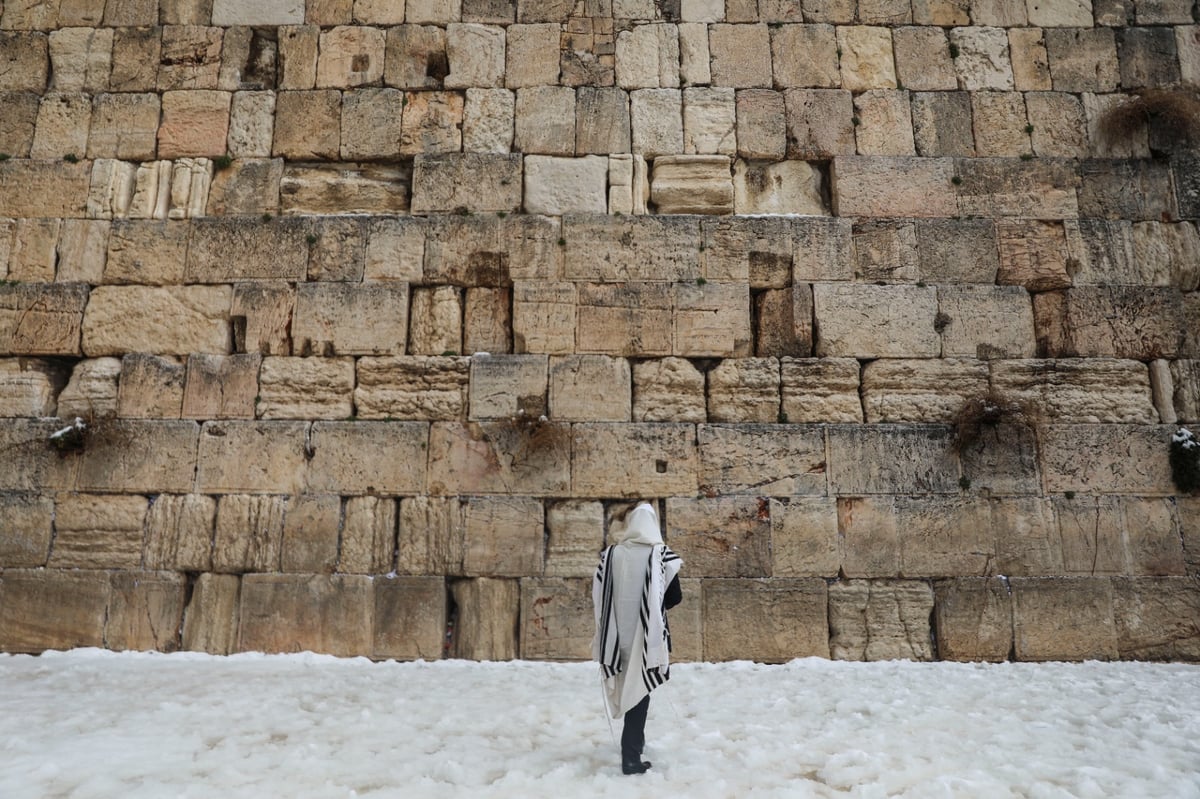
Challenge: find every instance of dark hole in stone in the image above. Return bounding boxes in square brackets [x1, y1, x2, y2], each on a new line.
[426, 52, 449, 81]
[469, 252, 511, 287]
[351, 53, 371, 72]
[655, 460, 667, 474]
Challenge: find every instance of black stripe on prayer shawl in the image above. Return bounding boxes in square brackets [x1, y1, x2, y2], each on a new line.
[596, 547, 621, 677]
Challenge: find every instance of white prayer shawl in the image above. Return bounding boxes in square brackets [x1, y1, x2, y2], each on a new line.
[592, 504, 683, 718]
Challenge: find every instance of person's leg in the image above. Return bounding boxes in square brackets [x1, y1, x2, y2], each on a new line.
[620, 695, 651, 774]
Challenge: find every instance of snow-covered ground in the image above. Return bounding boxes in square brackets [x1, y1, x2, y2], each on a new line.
[1, 651, 1198, 799]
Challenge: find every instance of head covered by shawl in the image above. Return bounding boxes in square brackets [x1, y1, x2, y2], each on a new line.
[615, 502, 663, 546]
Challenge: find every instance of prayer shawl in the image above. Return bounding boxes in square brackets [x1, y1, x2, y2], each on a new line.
[592, 503, 683, 718]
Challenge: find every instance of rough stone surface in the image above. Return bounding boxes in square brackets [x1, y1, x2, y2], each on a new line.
[572, 423, 697, 498]
[82, 286, 231, 357]
[780, 358, 863, 423]
[519, 577, 592, 660]
[699, 424, 826, 496]
[0, 570, 110, 653]
[934, 577, 1013, 662]
[1011, 577, 1117, 661]
[814, 284, 939, 359]
[451, 578, 519, 660]
[937, 285, 1036, 359]
[861, 359, 989, 423]
[632, 357, 706, 423]
[523, 155, 608, 215]
[239, 574, 373, 656]
[50, 493, 148, 569]
[829, 580, 935, 661]
[704, 579, 829, 662]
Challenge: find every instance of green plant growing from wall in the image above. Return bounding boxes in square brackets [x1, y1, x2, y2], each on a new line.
[1169, 427, 1199, 494]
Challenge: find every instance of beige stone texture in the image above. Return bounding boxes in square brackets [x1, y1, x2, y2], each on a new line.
[108, 27, 160, 92]
[955, 158, 1080, 219]
[545, 500, 603, 577]
[305, 217, 366, 283]
[411, 154, 522, 213]
[513, 282, 576, 354]
[231, 284, 294, 356]
[374, 575, 447, 661]
[145, 494, 216, 571]
[831, 156, 956, 217]
[1149, 359, 1176, 425]
[315, 26, 384, 89]
[1055, 496, 1185, 577]
[57, 356, 121, 418]
[836, 26, 896, 91]
[862, 358, 989, 423]
[0, 91, 40, 157]
[212, 0, 302, 23]
[408, 285, 463, 356]
[382, 25, 445, 90]
[650, 155, 733, 215]
[463, 287, 512, 355]
[1024, 92, 1088, 158]
[934, 577, 1013, 662]
[564, 215, 700, 283]
[81, 286, 230, 357]
[444, 23, 505, 89]
[829, 580, 934, 661]
[949, 26, 1014, 91]
[339, 496, 395, 574]
[630, 88, 683, 158]
[278, 493, 339, 573]
[614, 23, 678, 90]
[0, 360, 57, 417]
[462, 496, 543, 576]
[1009, 28, 1051, 91]
[1113, 578, 1200, 660]
[423, 213, 560, 284]
[893, 26, 955, 91]
[1045, 28, 1119, 93]
[969, 91, 1029, 157]
[48, 27, 111, 92]
[1127, 222, 1200, 292]
[970, 0, 1026, 25]
[1178, 26, 1200, 86]
[71, 419, 198, 493]
[632, 357, 705, 423]
[850, 219, 917, 283]
[307, 421, 429, 495]
[573, 422, 697, 498]
[706, 358, 779, 423]
[829, 425, 958, 496]
[273, 90, 341, 159]
[157, 90, 231, 158]
[238, 574, 371, 655]
[704, 578, 829, 662]
[523, 155, 608, 215]
[277, 25, 318, 90]
[0, 419, 80, 492]
[252, 356, 349, 420]
[225, 91, 276, 157]
[0, 493, 54, 567]
[1040, 424, 1175, 495]
[573, 281, 668, 353]
[0, 32, 49, 92]
[7, 218, 59, 282]
[548, 355, 630, 422]
[682, 87, 735, 156]
[575, 87, 631, 155]
[292, 283, 408, 357]
[1, 159, 91, 218]
[777, 358, 862, 424]
[707, 24, 770, 89]
[1034, 287, 1186, 361]
[770, 24, 838, 88]
[0, 569, 110, 653]
[397, 495, 465, 575]
[306, 0, 351, 23]
[0, 282, 88, 356]
[1026, 0, 1091, 26]
[702, 216, 790, 286]
[281, 162, 411, 215]
[992, 359, 1156, 424]
[179, 353, 261, 420]
[735, 89, 785, 160]
[407, 0, 461, 22]
[364, 217, 423, 282]
[666, 496, 771, 577]
[1011, 577, 1117, 661]
[354, 0, 407, 23]
[503, 24, 558, 88]
[678, 22, 711, 87]
[181, 573, 241, 655]
[107, 571, 187, 652]
[463, 87, 514, 153]
[30, 91, 91, 160]
[354, 356, 468, 420]
[54, 219, 107, 284]
[87, 92, 159, 160]
[813, 284, 939, 359]
[676, 281, 753, 358]
[212, 494, 286, 573]
[338, 88, 403, 160]
[853, 90, 915, 156]
[937, 285, 1036, 360]
[1172, 360, 1200, 423]
[197, 421, 307, 495]
[450, 578, 518, 660]
[400, 90, 464, 154]
[50, 493, 148, 569]
[768, 497, 839, 577]
[698, 423, 826, 496]
[156, 26, 222, 90]
[756, 284, 812, 357]
[519, 577, 591, 660]
[427, 420, 570, 496]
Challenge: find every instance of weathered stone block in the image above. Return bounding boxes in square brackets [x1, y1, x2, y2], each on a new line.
[1117, 26, 1180, 90]
[850, 219, 918, 283]
[780, 357, 863, 424]
[293, 283, 408, 357]
[950, 26, 1013, 90]
[107, 571, 186, 652]
[428, 420, 570, 496]
[615, 22, 679, 90]
[573, 422, 697, 497]
[0, 569, 110, 653]
[212, 0, 302, 24]
[1055, 496, 1185, 577]
[1033, 287, 1186, 360]
[698, 424, 826, 496]
[766, 497, 837, 577]
[253, 356, 349, 420]
[338, 88, 403, 159]
[462, 496, 543, 577]
[212, 494, 285, 573]
[50, 493, 148, 569]
[1045, 28, 1119, 92]
[197, 421, 307, 494]
[0, 32, 49, 92]
[666, 496, 771, 577]
[681, 87, 734, 157]
[82, 285, 230, 356]
[573, 86, 629, 155]
[862, 359, 988, 423]
[704, 578, 829, 662]
[463, 287, 512, 355]
[1078, 159, 1175, 222]
[451, 577, 519, 660]
[1009, 28, 1052, 92]
[545, 500, 602, 577]
[564, 215, 700, 282]
[650, 155, 733, 215]
[1026, 92, 1088, 158]
[469, 354, 547, 420]
[934, 577, 1013, 661]
[277, 25, 319, 90]
[383, 25, 445, 90]
[548, 355, 630, 422]
[224, 91, 276, 158]
[992, 359, 1156, 424]
[180, 573, 241, 655]
[71, 419, 198, 493]
[0, 360, 57, 417]
[29, 91, 91, 161]
[463, 87, 514, 153]
[831, 156, 957, 217]
[893, 26, 955, 91]
[48, 27, 112, 92]
[0, 91, 39, 157]
[424, 213, 559, 284]
[158, 89, 230, 158]
[632, 357, 705, 423]
[306, 421, 428, 495]
[0, 282, 87, 356]
[830, 580, 934, 661]
[771, 23, 838, 88]
[971, 91, 1030, 158]
[1040, 424, 1175, 495]
[678, 22, 710, 87]
[955, 158, 1080, 219]
[239, 574, 372, 655]
[280, 162, 411, 215]
[277, 493, 339, 573]
[519, 577, 591, 660]
[1113, 577, 1200, 660]
[829, 425, 958, 495]
[523, 155, 608, 215]
[814, 284, 939, 359]
[145, 493, 215, 571]
[0, 493, 54, 567]
[408, 285, 463, 357]
[273, 90, 341, 158]
[784, 88, 855, 158]
[630, 88, 683, 158]
[0, 419, 80, 491]
[513, 282, 576, 354]
[706, 358, 779, 423]
[575, 283, 672, 357]
[231, 284, 294, 357]
[109, 26, 160, 92]
[354, 356, 467, 421]
[709, 23, 771, 88]
[504, 23, 558, 88]
[56, 356, 119, 420]
[854, 90, 915, 156]
[6, 218, 59, 283]
[401, 90, 464, 154]
[102, 220, 184, 285]
[756, 285, 812, 358]
[1011, 577, 1116, 661]
[411, 154, 522, 213]
[396, 495, 464, 575]
[316, 25, 384, 88]
[188, 217, 309, 282]
[938, 285, 1036, 360]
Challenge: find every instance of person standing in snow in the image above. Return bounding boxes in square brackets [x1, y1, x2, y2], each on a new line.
[592, 501, 683, 775]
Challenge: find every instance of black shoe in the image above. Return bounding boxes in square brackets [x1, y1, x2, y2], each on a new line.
[622, 757, 651, 775]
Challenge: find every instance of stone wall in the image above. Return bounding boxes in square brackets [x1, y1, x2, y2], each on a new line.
[1, 0, 1198, 663]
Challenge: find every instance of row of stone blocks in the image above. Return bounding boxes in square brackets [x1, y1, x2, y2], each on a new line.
[1, 568, 1197, 662]
[3, 489, 1195, 578]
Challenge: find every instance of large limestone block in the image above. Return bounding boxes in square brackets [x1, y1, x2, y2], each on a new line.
[188, 217, 309, 282]
[837, 26, 896, 90]
[107, 571, 186, 652]
[1172, 360, 1200, 424]
[0, 493, 54, 567]
[731, 159, 825, 215]
[813, 284, 939, 359]
[280, 162, 411, 215]
[1039, 424, 1175, 495]
[227, 91, 276, 157]
[422, 213, 560, 284]
[444, 23, 505, 88]
[231, 284, 295, 356]
[911, 90, 975, 157]
[255, 357, 351, 420]
[853, 90, 915, 156]
[145, 494, 216, 571]
[630, 88, 683, 158]
[273, 89, 341, 158]
[0, 283, 87, 356]
[408, 285, 463, 356]
[666, 496, 771, 577]
[650, 155, 733, 215]
[181, 573, 241, 655]
[699, 216, 788, 286]
[280, 493, 340, 573]
[0, 32, 49, 92]
[707, 358, 779, 423]
[830, 156, 956, 217]
[992, 359, 1156, 424]
[1055, 496, 1185, 577]
[110, 27, 161, 92]
[704, 578, 829, 662]
[464, 287, 512, 355]
[505, 23, 559, 88]
[828, 425, 958, 495]
[850, 219, 918, 283]
[949, 26, 1014, 90]
[829, 580, 934, 661]
[400, 90, 465, 155]
[698, 423, 826, 496]
[573, 422, 697, 497]
[995, 219, 1070, 291]
[157, 90, 231, 158]
[954, 158, 1080, 219]
[1078, 160, 1176, 224]
[771, 23, 839, 88]
[769, 497, 838, 577]
[933, 577, 1013, 661]
[674, 281, 752, 358]
[1011, 577, 1116, 661]
[355, 356, 469, 420]
[339, 88, 403, 160]
[306, 217, 367, 283]
[315, 25, 384, 88]
[755, 284, 812, 357]
[575, 282, 672, 356]
[679, 22, 711, 87]
[69, 419, 197, 494]
[0, 160, 90, 218]
[1113, 577, 1200, 660]
[519, 577, 592, 660]
[213, 494, 286, 572]
[463, 87, 514, 153]
[937, 285, 1036, 360]
[383, 25, 445, 90]
[780, 357, 863, 423]
[545, 500, 603, 577]
[57, 356, 121, 419]
[364, 217, 424, 282]
[862, 358, 989, 423]
[523, 155, 608, 215]
[339, 496, 395, 574]
[955, 420, 1042, 498]
[682, 88, 735, 156]
[397, 495, 465, 575]
[0, 90, 39, 157]
[549, 355, 631, 422]
[82, 286, 231, 356]
[615, 22, 679, 89]
[463, 496, 544, 576]
[0, 419, 80, 492]
[1033, 287, 1186, 361]
[7, 218, 59, 283]
[1129, 222, 1200, 292]
[709, 24, 771, 88]
[784, 88, 855, 158]
[1026, 92, 1088, 158]
[451, 578, 519, 660]
[406, 0, 461, 23]
[104, 220, 187, 285]
[1009, 28, 1052, 92]
[563, 215, 701, 282]
[239, 574, 372, 656]
[513, 282, 576, 354]
[575, 86, 631, 155]
[197, 421, 307, 494]
[293, 283, 409, 357]
[48, 27, 112, 92]
[0, 569, 110, 653]
[468, 353, 547, 420]
[50, 493, 148, 569]
[307, 421, 428, 495]
[411, 154, 522, 213]
[179, 353, 259, 420]
[0, 360, 57, 417]
[212, 0, 302, 23]
[427, 420, 570, 495]
[632, 357, 705, 423]
[892, 26, 955, 91]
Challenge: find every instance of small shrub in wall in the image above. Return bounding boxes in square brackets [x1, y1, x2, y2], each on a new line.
[1170, 427, 1200, 494]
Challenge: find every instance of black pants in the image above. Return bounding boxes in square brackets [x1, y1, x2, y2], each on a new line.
[621, 695, 650, 760]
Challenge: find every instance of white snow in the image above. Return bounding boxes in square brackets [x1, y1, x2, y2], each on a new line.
[1, 651, 1198, 799]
